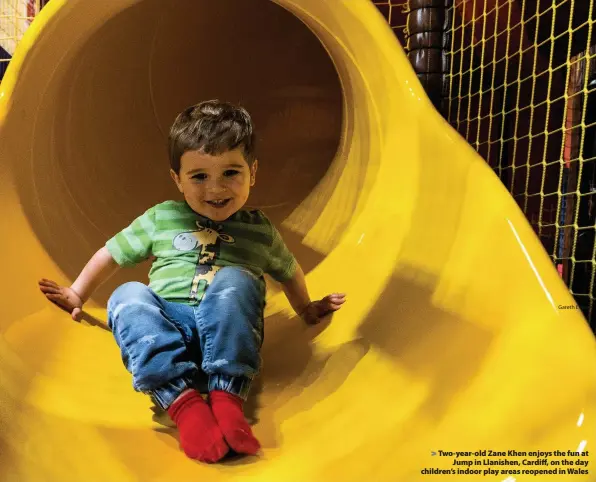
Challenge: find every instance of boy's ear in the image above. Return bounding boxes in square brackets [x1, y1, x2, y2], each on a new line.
[170, 169, 184, 193]
[250, 160, 258, 186]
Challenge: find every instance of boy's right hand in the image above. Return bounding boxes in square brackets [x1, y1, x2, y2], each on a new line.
[38, 278, 84, 321]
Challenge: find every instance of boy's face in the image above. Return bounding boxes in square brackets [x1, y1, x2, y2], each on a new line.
[170, 147, 257, 222]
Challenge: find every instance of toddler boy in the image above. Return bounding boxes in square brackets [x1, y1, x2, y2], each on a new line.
[39, 100, 345, 463]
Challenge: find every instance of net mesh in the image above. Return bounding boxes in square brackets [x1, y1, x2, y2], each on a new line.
[444, 0, 595, 325]
[372, 0, 409, 47]
[373, 0, 596, 326]
[0, 0, 43, 79]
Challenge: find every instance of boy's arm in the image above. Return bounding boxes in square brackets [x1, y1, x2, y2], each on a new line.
[264, 213, 345, 324]
[39, 246, 120, 321]
[40, 206, 155, 321]
[280, 263, 346, 325]
[71, 246, 120, 302]
[280, 263, 311, 316]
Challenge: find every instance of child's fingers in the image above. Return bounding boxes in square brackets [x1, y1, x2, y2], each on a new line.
[39, 284, 61, 294]
[327, 293, 346, 301]
[317, 301, 344, 317]
[39, 278, 58, 285]
[327, 295, 346, 305]
[39, 280, 60, 291]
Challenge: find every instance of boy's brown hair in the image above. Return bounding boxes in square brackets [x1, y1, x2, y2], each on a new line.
[168, 100, 256, 173]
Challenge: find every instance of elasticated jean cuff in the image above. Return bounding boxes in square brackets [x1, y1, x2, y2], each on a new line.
[149, 376, 193, 410]
[208, 374, 252, 401]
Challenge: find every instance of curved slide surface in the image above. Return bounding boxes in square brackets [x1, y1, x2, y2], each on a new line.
[0, 1, 595, 480]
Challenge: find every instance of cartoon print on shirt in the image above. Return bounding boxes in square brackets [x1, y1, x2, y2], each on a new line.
[172, 221, 235, 301]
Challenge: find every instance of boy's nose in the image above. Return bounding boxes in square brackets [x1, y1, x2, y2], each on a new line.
[206, 180, 226, 193]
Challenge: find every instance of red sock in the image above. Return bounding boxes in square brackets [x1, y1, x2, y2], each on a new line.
[167, 390, 229, 463]
[209, 390, 260, 455]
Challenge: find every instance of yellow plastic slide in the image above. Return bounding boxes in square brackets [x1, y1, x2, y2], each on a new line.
[1, 0, 595, 480]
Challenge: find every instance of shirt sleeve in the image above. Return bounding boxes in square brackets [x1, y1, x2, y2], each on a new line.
[266, 218, 298, 283]
[105, 206, 156, 267]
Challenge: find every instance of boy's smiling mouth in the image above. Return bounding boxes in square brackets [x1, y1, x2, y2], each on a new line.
[206, 199, 231, 208]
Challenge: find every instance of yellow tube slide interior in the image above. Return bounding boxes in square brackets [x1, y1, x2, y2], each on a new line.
[0, 0, 595, 480]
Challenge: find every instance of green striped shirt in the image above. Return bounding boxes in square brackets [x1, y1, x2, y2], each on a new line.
[105, 201, 297, 305]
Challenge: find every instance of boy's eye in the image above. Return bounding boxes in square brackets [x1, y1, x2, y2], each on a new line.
[192, 173, 207, 181]
[224, 170, 240, 177]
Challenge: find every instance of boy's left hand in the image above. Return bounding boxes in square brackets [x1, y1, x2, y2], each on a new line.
[300, 293, 346, 325]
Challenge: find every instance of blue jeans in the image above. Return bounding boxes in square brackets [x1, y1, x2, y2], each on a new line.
[106, 267, 266, 410]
